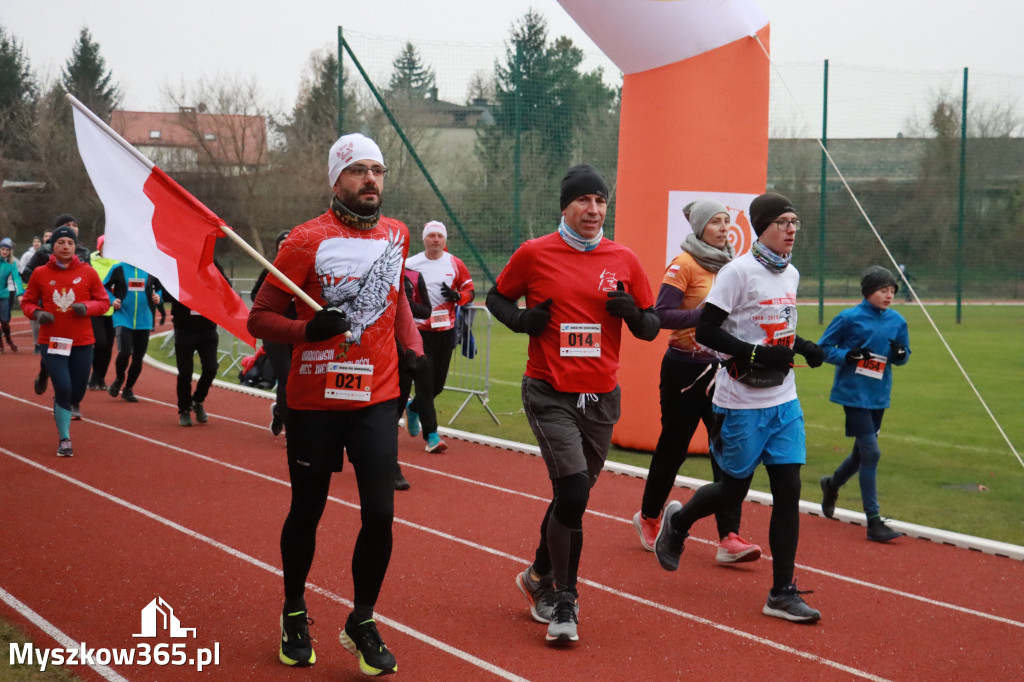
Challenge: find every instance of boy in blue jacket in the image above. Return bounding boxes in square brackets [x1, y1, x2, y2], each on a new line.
[817, 266, 910, 542]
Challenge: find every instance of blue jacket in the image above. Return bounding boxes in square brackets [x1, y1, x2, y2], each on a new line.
[107, 263, 160, 330]
[817, 300, 910, 409]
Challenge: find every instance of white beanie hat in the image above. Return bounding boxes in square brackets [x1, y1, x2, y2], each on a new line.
[328, 133, 385, 187]
[422, 220, 447, 240]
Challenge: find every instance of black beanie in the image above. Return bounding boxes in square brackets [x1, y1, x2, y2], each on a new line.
[749, 193, 796, 236]
[861, 265, 899, 297]
[49, 225, 78, 246]
[560, 164, 609, 211]
[53, 213, 77, 229]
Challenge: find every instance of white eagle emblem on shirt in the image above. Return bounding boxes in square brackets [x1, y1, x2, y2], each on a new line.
[317, 229, 404, 343]
[52, 287, 76, 312]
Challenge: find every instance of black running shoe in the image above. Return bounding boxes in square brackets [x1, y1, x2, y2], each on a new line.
[34, 371, 48, 395]
[192, 400, 208, 423]
[279, 610, 315, 667]
[820, 476, 839, 519]
[121, 387, 138, 403]
[108, 378, 123, 398]
[340, 614, 396, 676]
[867, 518, 903, 543]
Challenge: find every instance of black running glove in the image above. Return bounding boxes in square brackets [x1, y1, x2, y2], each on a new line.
[889, 339, 908, 362]
[304, 307, 351, 342]
[752, 344, 796, 371]
[845, 347, 871, 364]
[605, 281, 642, 326]
[521, 299, 553, 337]
[794, 336, 824, 368]
[440, 282, 461, 303]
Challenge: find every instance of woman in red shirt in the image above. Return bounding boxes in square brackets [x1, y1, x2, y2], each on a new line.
[21, 226, 110, 456]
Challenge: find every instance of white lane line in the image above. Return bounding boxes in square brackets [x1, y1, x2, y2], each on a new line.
[0, 586, 130, 682]
[2, 393, 913, 675]
[0, 446, 529, 682]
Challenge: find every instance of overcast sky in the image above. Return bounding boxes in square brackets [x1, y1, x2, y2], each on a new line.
[5, 1, 1023, 137]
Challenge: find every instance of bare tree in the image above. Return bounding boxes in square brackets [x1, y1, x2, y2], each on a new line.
[161, 75, 279, 256]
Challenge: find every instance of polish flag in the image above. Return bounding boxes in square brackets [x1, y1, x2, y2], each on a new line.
[69, 95, 256, 347]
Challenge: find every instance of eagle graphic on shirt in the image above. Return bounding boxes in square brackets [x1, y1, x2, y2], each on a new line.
[52, 287, 76, 312]
[315, 228, 404, 343]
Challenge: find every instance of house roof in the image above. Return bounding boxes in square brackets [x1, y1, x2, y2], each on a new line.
[111, 109, 268, 167]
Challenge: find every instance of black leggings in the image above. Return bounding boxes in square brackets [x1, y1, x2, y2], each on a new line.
[90, 316, 115, 382]
[280, 403, 397, 609]
[174, 326, 219, 411]
[643, 352, 740, 538]
[672, 463, 802, 590]
[113, 327, 151, 388]
[532, 471, 590, 594]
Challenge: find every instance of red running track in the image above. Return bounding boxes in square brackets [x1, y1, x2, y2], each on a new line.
[2, 318, 1023, 681]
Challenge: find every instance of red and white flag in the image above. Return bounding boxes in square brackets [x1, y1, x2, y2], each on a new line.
[69, 96, 256, 347]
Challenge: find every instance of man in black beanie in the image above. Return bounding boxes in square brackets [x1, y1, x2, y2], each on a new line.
[487, 162, 659, 644]
[655, 192, 826, 624]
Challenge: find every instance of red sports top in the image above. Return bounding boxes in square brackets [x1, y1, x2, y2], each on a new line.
[20, 255, 110, 347]
[263, 212, 411, 411]
[495, 232, 654, 394]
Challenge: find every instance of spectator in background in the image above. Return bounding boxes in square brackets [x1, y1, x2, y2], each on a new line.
[393, 268, 432, 490]
[106, 262, 161, 403]
[18, 235, 42, 276]
[403, 220, 475, 453]
[1, 237, 24, 352]
[87, 236, 119, 391]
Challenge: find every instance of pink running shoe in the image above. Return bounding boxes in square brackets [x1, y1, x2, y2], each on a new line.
[716, 532, 761, 564]
[632, 511, 660, 552]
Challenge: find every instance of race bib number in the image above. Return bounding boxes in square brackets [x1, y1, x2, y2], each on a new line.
[768, 328, 795, 347]
[48, 336, 73, 356]
[855, 352, 887, 380]
[430, 308, 450, 329]
[324, 362, 373, 401]
[127, 278, 146, 292]
[559, 323, 601, 357]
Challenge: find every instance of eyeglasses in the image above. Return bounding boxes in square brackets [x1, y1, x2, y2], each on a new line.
[771, 219, 801, 231]
[344, 164, 388, 179]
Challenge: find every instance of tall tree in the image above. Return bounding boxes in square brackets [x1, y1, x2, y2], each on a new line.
[387, 42, 436, 101]
[474, 10, 618, 241]
[0, 25, 37, 160]
[61, 27, 120, 122]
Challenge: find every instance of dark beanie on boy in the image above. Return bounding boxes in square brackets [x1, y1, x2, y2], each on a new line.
[49, 225, 78, 246]
[748, 193, 796, 236]
[861, 265, 899, 297]
[560, 164, 609, 210]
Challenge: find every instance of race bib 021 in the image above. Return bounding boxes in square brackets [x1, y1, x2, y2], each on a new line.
[324, 362, 374, 401]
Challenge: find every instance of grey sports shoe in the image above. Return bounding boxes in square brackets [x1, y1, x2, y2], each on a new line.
[654, 500, 687, 571]
[763, 582, 821, 623]
[545, 591, 580, 643]
[516, 566, 555, 623]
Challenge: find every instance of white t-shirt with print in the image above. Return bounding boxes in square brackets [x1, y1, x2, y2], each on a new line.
[705, 251, 801, 410]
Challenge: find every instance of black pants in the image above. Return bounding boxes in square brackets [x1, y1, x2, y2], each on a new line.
[280, 402, 397, 609]
[113, 327, 151, 389]
[408, 328, 454, 436]
[174, 326, 219, 412]
[90, 316, 115, 383]
[642, 351, 741, 539]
